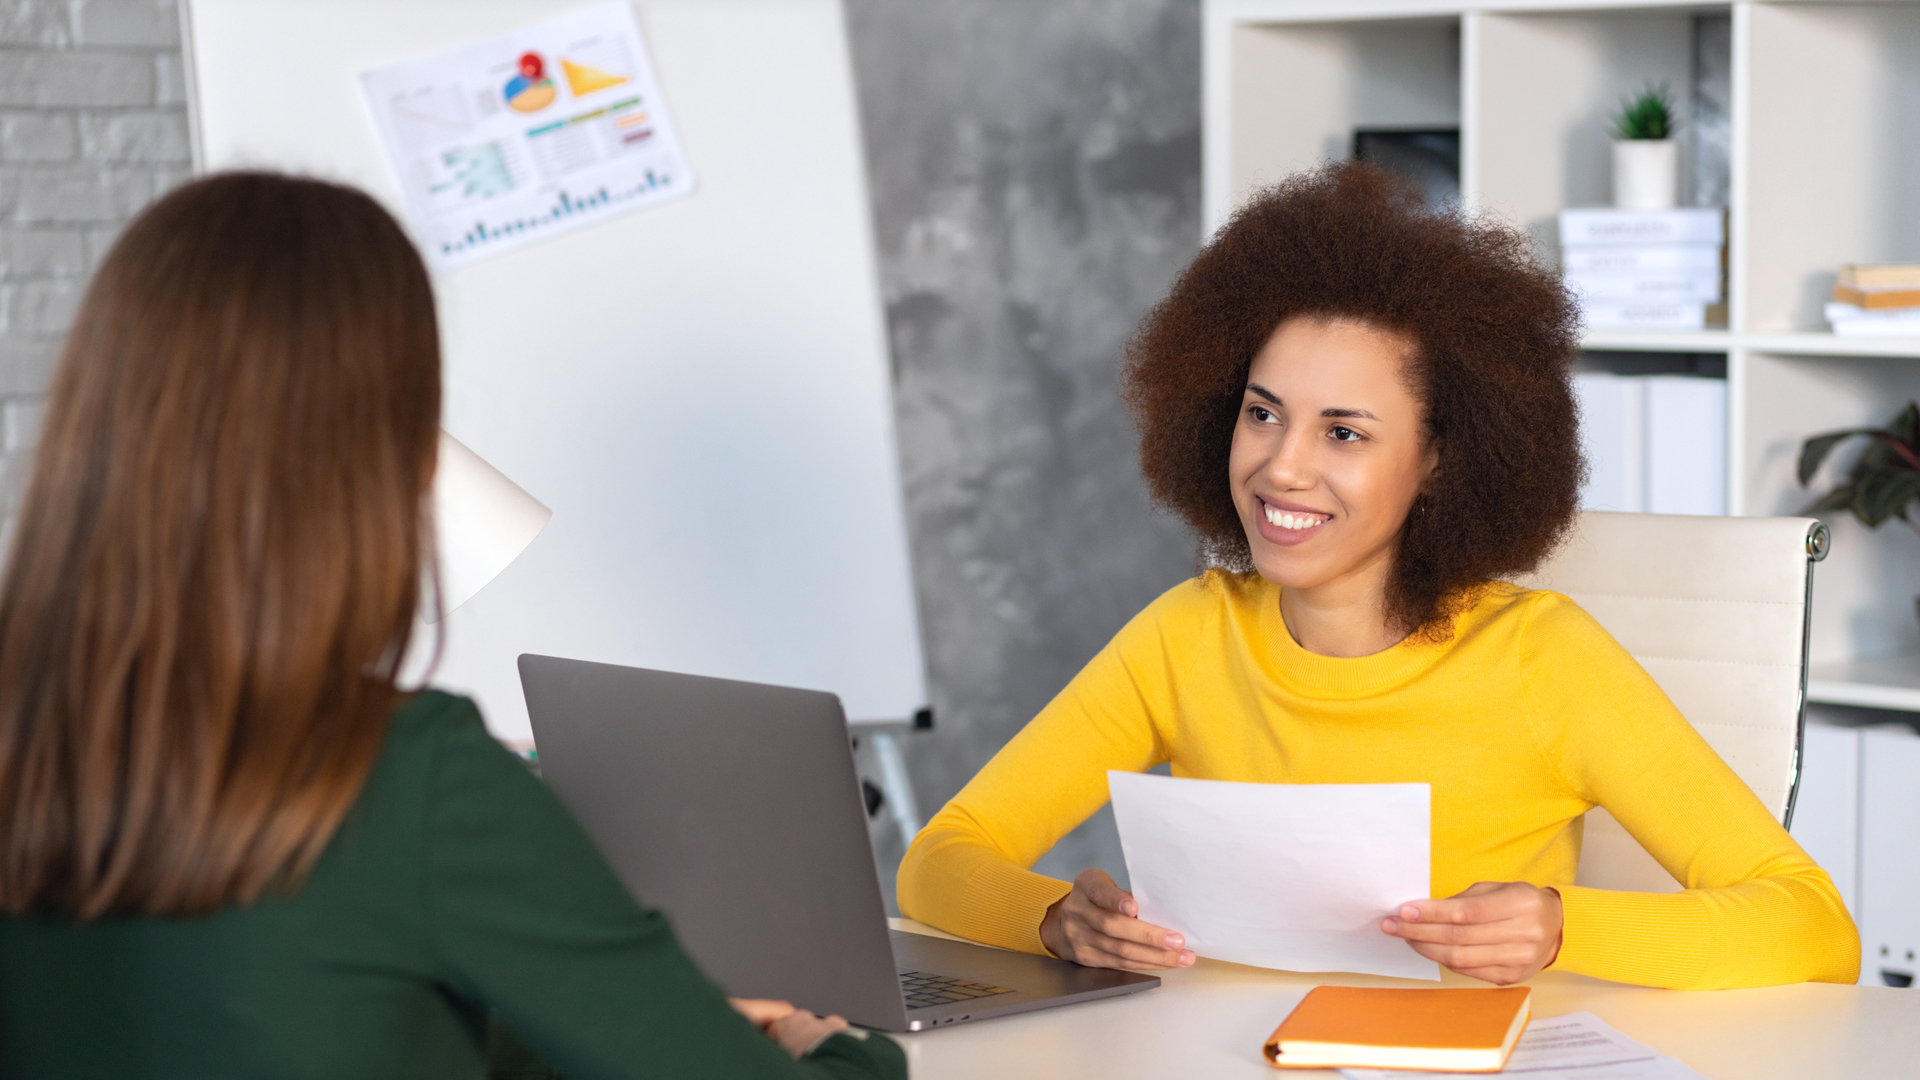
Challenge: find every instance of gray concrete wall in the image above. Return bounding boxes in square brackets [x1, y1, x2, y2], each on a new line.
[844, 0, 1202, 902]
[0, 0, 1205, 908]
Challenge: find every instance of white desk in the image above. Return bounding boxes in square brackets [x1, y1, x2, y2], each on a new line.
[890, 920, 1918, 1079]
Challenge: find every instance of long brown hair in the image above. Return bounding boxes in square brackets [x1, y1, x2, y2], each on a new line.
[0, 173, 441, 918]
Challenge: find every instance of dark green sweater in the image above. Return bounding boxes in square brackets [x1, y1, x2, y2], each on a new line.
[0, 691, 906, 1080]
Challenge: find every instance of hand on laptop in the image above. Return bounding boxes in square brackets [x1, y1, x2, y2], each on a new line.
[1039, 868, 1198, 971]
[771, 1010, 851, 1057]
[728, 997, 796, 1028]
[729, 998, 852, 1058]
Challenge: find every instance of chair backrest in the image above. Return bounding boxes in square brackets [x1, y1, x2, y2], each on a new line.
[1508, 511, 1827, 893]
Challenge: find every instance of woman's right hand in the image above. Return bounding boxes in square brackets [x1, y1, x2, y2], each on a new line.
[731, 997, 851, 1059]
[1037, 868, 1196, 970]
[767, 1010, 850, 1058]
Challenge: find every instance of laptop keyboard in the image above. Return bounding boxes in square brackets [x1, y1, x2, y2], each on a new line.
[898, 971, 1014, 1010]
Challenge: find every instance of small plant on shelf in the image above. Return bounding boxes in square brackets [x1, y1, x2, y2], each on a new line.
[1612, 82, 1677, 141]
[1798, 401, 1920, 535]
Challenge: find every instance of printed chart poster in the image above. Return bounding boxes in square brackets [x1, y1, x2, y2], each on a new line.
[361, 1, 694, 270]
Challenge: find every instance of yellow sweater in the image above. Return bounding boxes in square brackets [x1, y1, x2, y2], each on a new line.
[898, 573, 1858, 990]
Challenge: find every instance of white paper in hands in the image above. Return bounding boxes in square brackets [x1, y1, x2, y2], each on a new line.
[1108, 771, 1438, 980]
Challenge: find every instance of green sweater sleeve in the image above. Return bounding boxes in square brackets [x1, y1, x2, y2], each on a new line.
[419, 698, 905, 1080]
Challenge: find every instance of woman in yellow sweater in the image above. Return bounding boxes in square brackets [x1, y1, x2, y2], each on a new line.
[897, 162, 1857, 991]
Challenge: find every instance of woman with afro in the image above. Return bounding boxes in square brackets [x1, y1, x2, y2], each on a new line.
[897, 161, 1857, 991]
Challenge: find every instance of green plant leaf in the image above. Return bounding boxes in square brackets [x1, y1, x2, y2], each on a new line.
[1798, 401, 1920, 522]
[1799, 429, 1877, 486]
[1852, 435, 1907, 478]
[1879, 410, 1920, 472]
[1613, 82, 1676, 140]
[1800, 485, 1857, 516]
[1853, 467, 1920, 528]
[1891, 401, 1920, 446]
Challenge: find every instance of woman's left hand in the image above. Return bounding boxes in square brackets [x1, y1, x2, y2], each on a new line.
[1380, 881, 1563, 985]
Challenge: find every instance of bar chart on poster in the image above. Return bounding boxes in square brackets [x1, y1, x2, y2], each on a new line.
[183, 0, 929, 744]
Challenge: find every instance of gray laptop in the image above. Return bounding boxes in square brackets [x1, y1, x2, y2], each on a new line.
[518, 654, 1159, 1032]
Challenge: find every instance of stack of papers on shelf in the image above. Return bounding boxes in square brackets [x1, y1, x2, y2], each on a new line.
[1559, 209, 1726, 330]
[1828, 264, 1920, 336]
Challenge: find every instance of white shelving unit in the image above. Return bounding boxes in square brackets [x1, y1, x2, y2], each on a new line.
[1809, 655, 1920, 714]
[1204, 0, 1920, 714]
[1206, 0, 1920, 985]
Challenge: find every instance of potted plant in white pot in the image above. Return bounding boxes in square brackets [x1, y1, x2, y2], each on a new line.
[1612, 82, 1679, 210]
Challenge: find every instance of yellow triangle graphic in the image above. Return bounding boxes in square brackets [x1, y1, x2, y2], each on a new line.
[561, 58, 629, 97]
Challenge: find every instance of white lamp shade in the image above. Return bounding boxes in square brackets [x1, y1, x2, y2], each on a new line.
[429, 430, 552, 621]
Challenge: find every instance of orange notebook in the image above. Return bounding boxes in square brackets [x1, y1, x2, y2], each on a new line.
[1263, 986, 1531, 1072]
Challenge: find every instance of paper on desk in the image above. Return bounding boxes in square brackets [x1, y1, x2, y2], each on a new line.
[1107, 772, 1437, 981]
[1341, 1012, 1706, 1079]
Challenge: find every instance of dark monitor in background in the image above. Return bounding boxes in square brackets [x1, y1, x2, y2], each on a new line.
[1353, 128, 1460, 208]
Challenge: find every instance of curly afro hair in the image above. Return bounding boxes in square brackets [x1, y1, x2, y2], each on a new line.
[1122, 160, 1584, 638]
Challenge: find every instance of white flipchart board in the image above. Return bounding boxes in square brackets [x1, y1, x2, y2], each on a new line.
[183, 0, 927, 740]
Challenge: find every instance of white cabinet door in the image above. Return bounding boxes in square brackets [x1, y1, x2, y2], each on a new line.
[1861, 726, 1920, 987]
[1791, 722, 1860, 919]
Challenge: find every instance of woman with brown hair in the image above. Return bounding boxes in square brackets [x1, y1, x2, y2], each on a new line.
[0, 173, 904, 1080]
[898, 161, 1857, 991]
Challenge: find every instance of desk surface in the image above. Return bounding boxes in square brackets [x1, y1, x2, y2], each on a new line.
[889, 919, 1917, 1079]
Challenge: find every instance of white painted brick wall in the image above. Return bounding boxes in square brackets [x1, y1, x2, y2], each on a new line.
[0, 0, 186, 528]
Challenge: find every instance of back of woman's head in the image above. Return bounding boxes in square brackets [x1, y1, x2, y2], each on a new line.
[0, 172, 441, 918]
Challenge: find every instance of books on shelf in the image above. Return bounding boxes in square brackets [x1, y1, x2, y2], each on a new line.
[1576, 300, 1720, 330]
[1573, 372, 1726, 515]
[1839, 263, 1920, 289]
[1827, 303, 1920, 336]
[1564, 272, 1722, 301]
[1562, 245, 1721, 274]
[1829, 265, 1920, 335]
[1559, 208, 1724, 246]
[1832, 284, 1920, 309]
[1559, 209, 1725, 330]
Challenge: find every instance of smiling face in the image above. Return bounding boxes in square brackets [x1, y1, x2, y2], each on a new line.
[1229, 315, 1437, 603]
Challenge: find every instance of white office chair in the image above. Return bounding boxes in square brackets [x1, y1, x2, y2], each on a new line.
[1510, 511, 1830, 893]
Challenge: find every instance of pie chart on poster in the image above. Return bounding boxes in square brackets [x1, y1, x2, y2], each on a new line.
[504, 51, 556, 113]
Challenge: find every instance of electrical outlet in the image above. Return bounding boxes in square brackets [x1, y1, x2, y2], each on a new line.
[1873, 940, 1916, 987]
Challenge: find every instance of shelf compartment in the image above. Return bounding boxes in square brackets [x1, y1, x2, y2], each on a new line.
[1217, 16, 1458, 227]
[1740, 333, 1920, 360]
[1809, 654, 1920, 714]
[1579, 331, 1920, 358]
[1467, 7, 1700, 259]
[1741, 3, 1920, 334]
[1581, 329, 1733, 353]
[1742, 351, 1920, 668]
